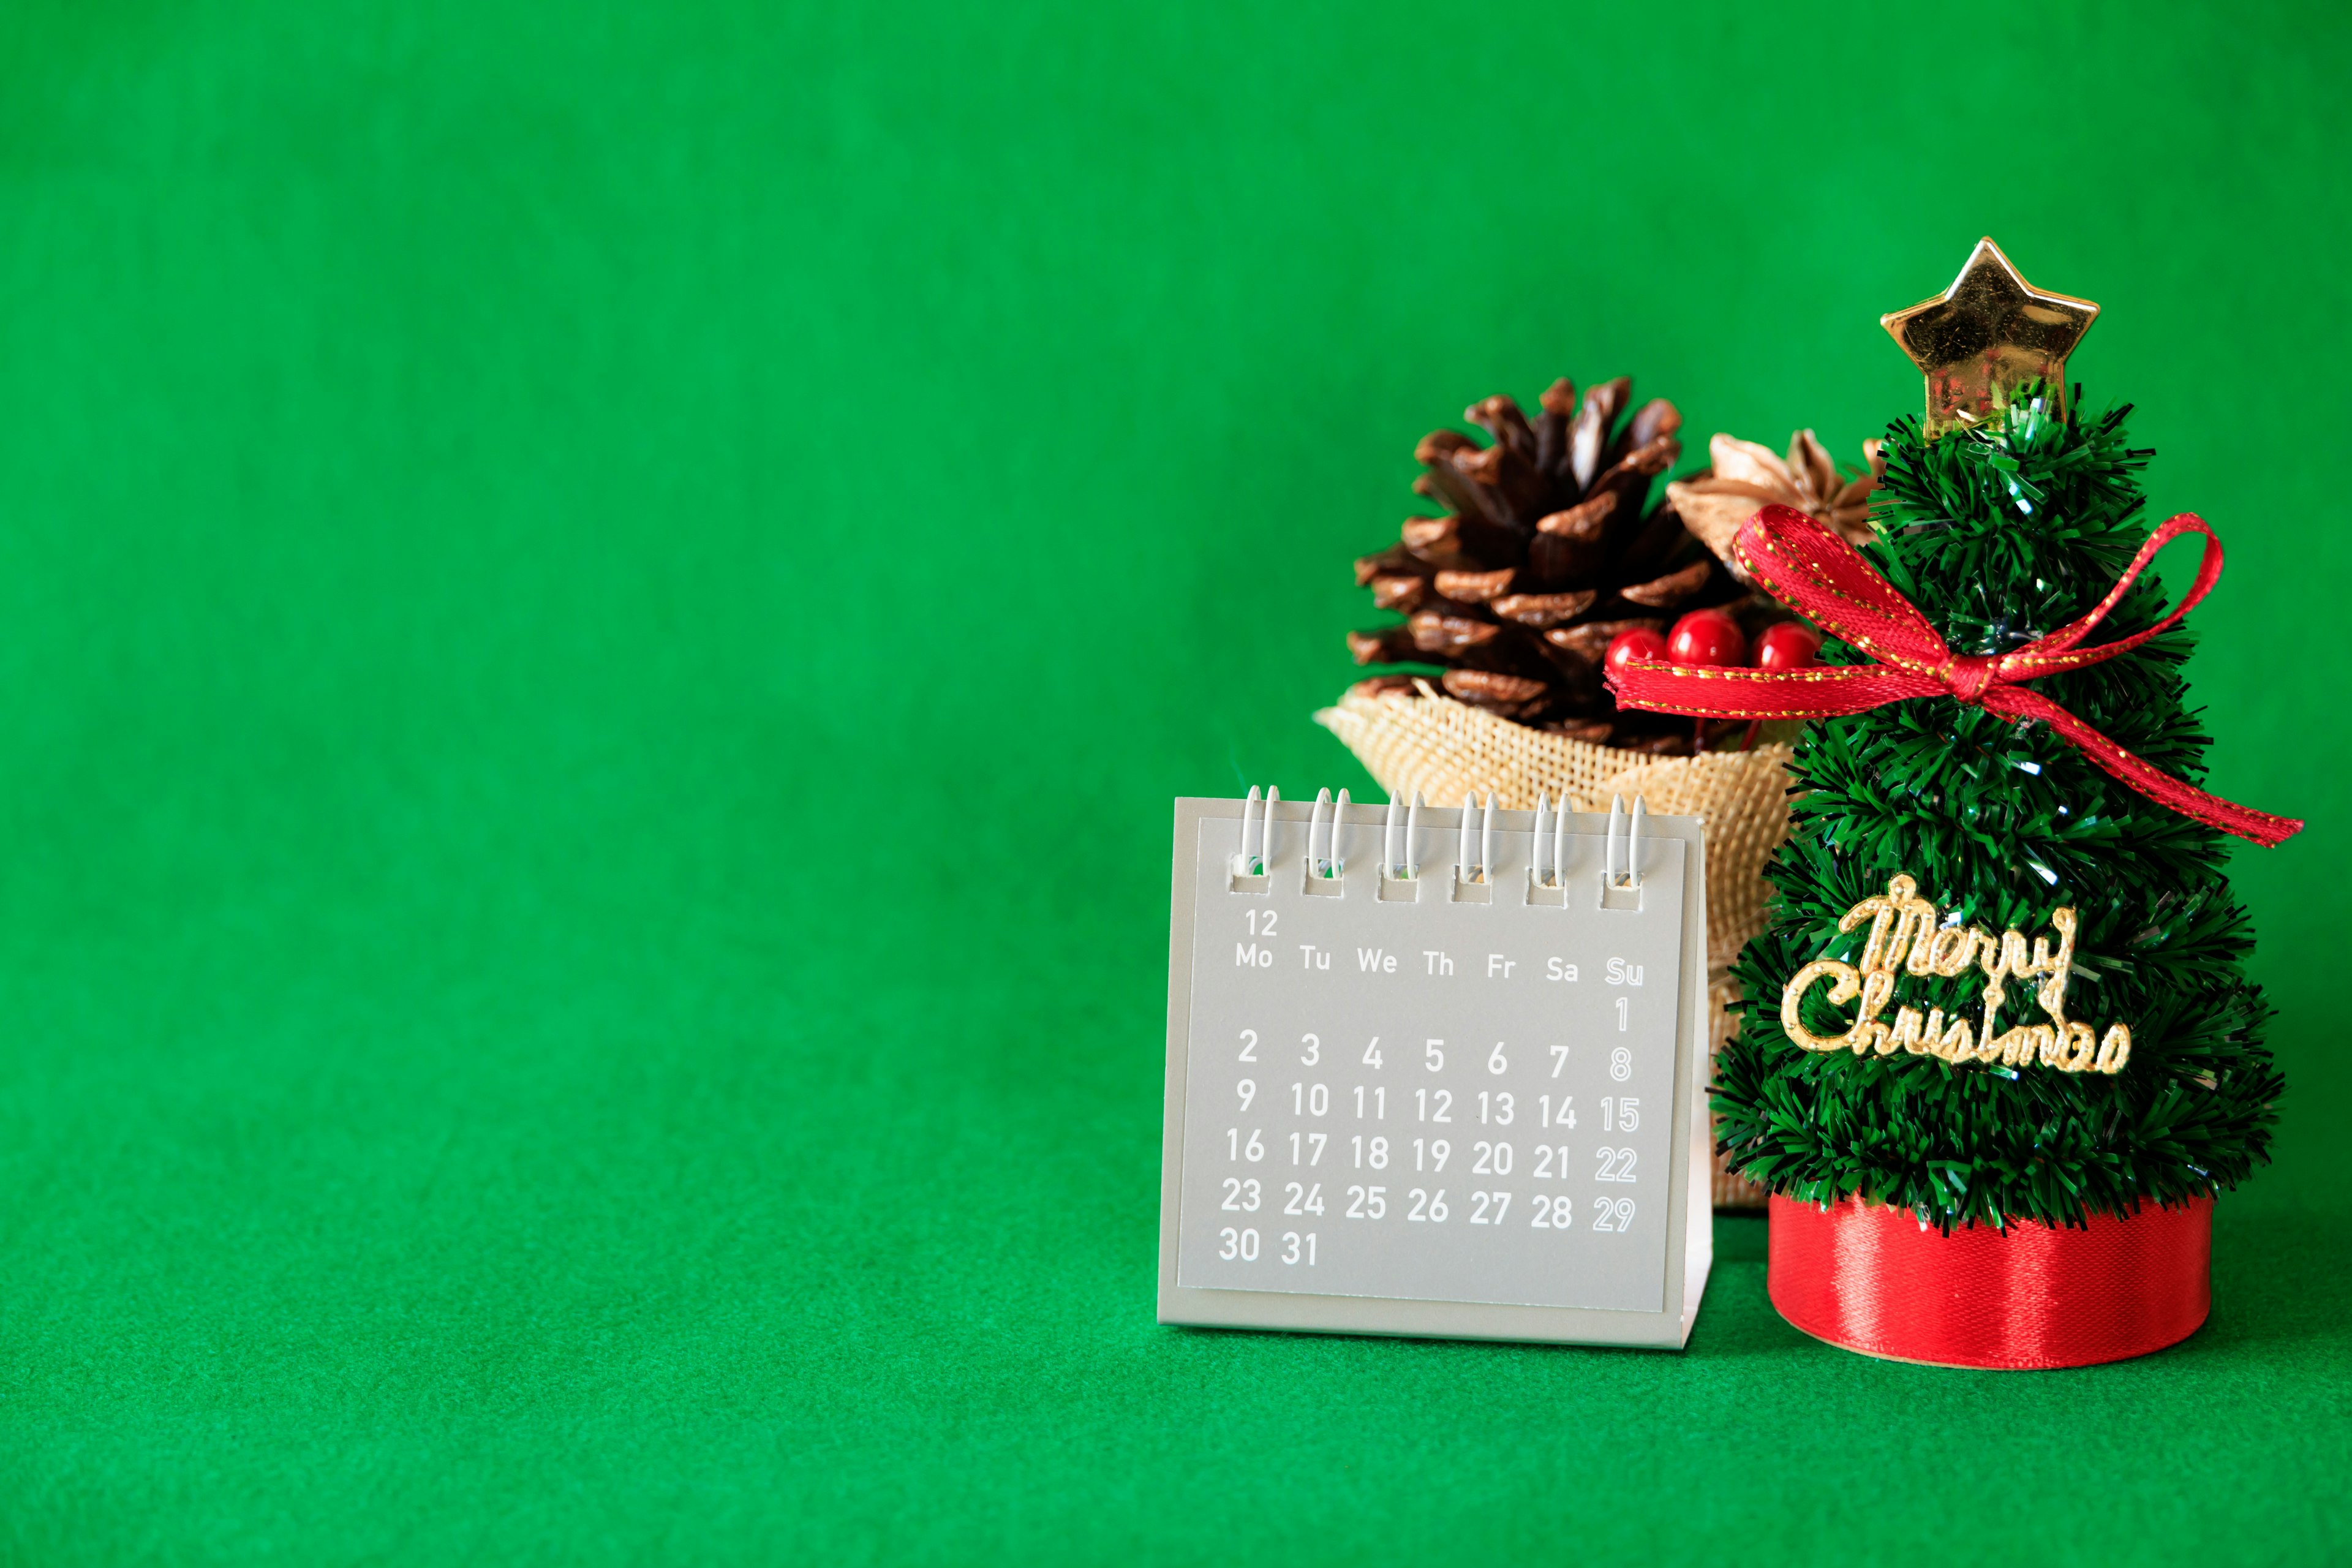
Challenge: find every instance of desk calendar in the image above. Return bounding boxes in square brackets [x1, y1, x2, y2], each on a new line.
[1158, 790, 1713, 1348]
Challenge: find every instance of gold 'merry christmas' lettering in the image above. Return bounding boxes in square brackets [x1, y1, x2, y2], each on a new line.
[1778, 873, 2132, 1074]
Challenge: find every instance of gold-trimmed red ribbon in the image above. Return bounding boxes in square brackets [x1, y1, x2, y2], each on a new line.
[1605, 504, 2303, 847]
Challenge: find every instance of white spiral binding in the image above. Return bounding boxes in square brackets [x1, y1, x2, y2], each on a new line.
[1457, 792, 1496, 884]
[1234, 786, 1642, 896]
[1383, 790, 1422, 880]
[1605, 793, 1646, 890]
[1533, 791, 1569, 890]
[1307, 787, 1351, 880]
[1236, 785, 1282, 876]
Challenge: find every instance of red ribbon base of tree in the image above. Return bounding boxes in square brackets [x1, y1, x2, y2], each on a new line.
[1607, 504, 2302, 846]
[1768, 1195, 2212, 1368]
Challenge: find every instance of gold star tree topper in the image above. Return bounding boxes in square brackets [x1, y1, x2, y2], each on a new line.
[1882, 238, 2099, 438]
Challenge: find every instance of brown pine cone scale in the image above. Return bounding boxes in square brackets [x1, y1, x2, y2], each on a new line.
[1491, 590, 1595, 628]
[1433, 567, 1515, 602]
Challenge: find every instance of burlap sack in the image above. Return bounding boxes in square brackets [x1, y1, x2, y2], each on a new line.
[1316, 682, 1788, 1208]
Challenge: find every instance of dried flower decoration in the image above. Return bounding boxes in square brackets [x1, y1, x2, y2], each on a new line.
[1667, 431, 1883, 579]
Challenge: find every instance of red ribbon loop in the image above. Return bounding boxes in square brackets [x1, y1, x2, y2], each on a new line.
[1606, 505, 2302, 847]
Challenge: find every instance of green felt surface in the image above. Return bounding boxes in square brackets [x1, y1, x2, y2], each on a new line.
[1, 1, 2347, 1561]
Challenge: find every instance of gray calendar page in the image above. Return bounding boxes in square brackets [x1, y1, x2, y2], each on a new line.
[1172, 812, 1687, 1316]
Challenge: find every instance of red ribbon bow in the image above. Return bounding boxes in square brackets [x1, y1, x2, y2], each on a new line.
[1606, 503, 2302, 846]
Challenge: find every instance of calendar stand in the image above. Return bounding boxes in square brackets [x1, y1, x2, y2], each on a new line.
[1158, 793, 1713, 1348]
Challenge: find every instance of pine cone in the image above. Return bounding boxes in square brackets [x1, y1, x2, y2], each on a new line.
[1345, 376, 1744, 750]
[1666, 431, 1883, 581]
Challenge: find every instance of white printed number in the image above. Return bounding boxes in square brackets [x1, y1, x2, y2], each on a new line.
[1407, 1188, 1449, 1223]
[1281, 1231, 1317, 1265]
[1592, 1197, 1637, 1232]
[1221, 1177, 1262, 1211]
[1594, 1148, 1638, 1183]
[1346, 1184, 1387, 1219]
[1219, 1226, 1260, 1260]
[1468, 1190, 1512, 1224]
[1530, 1194, 1575, 1230]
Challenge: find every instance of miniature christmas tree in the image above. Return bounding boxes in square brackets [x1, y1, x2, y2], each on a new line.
[1624, 239, 2299, 1231]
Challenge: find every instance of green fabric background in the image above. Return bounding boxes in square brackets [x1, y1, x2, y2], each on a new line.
[0, 1, 2345, 1561]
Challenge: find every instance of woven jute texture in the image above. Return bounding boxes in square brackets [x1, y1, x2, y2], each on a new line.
[1316, 684, 1784, 1209]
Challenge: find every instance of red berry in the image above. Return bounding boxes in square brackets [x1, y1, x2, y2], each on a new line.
[1667, 609, 1746, 668]
[1755, 621, 1824, 671]
[1605, 627, 1670, 676]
